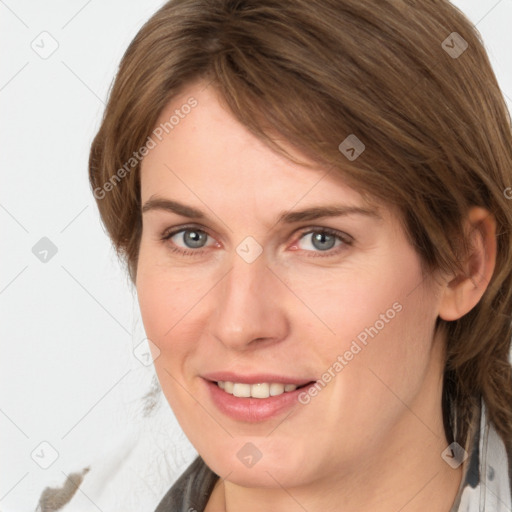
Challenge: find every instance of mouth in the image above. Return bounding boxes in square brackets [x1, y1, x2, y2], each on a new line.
[201, 373, 318, 422]
[215, 380, 315, 399]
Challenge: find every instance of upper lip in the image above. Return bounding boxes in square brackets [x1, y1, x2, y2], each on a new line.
[202, 371, 316, 386]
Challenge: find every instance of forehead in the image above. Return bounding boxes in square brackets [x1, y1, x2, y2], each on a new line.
[140, 81, 384, 222]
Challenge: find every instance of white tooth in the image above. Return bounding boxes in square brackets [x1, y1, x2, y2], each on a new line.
[269, 383, 285, 396]
[219, 381, 300, 397]
[233, 383, 251, 397]
[250, 383, 270, 398]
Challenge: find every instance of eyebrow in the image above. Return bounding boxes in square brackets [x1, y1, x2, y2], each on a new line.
[141, 197, 381, 224]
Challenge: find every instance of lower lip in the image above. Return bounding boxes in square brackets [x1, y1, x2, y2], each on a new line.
[204, 379, 315, 423]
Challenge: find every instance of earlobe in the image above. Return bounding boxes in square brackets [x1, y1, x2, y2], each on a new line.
[438, 207, 497, 322]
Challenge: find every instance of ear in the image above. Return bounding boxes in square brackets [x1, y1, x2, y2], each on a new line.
[438, 207, 497, 321]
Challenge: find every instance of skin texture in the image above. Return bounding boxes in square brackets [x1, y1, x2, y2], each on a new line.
[136, 80, 496, 512]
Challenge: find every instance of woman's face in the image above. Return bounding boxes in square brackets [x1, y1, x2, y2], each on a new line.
[137, 81, 447, 489]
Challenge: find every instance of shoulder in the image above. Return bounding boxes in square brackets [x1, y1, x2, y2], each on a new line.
[452, 399, 512, 512]
[154, 456, 219, 512]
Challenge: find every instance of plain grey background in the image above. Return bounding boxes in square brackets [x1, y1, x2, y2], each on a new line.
[1, 1, 511, 511]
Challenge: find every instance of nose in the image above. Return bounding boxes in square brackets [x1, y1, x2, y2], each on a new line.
[207, 253, 290, 351]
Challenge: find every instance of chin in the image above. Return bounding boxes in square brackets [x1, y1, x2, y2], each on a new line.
[202, 441, 313, 489]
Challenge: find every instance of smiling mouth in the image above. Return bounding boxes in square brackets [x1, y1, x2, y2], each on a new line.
[215, 380, 315, 399]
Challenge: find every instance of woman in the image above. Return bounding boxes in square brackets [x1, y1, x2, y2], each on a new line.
[88, 0, 512, 510]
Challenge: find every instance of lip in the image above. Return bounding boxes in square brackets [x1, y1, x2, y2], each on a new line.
[202, 377, 317, 423]
[201, 371, 314, 386]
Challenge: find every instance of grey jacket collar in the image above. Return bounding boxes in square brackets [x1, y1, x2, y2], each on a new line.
[450, 399, 512, 512]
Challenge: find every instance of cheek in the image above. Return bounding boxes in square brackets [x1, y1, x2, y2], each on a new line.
[137, 277, 174, 347]
[136, 238, 207, 339]
[286, 248, 439, 415]
[280, 254, 428, 355]
[322, 290, 438, 460]
[136, 262, 203, 424]
[135, 252, 199, 374]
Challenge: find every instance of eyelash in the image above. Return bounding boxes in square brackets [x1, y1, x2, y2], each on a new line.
[160, 225, 353, 258]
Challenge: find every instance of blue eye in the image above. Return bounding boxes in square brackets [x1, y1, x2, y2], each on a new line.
[177, 229, 208, 248]
[161, 226, 352, 258]
[295, 228, 352, 255]
[302, 232, 338, 251]
[162, 227, 213, 253]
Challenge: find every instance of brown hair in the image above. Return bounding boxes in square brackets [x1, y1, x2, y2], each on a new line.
[89, 0, 512, 449]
